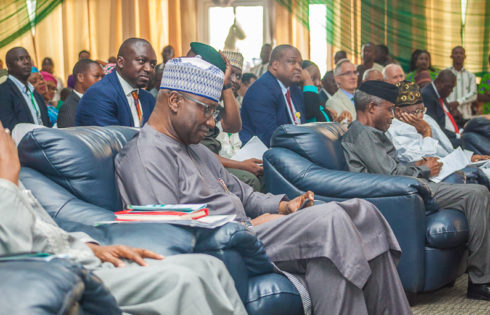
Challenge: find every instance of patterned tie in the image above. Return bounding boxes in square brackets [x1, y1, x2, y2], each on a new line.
[286, 89, 299, 125]
[131, 90, 142, 125]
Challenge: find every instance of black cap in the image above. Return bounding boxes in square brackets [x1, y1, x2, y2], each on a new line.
[358, 80, 399, 104]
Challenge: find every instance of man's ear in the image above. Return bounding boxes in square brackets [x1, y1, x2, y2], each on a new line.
[76, 72, 84, 84]
[167, 91, 181, 113]
[367, 102, 377, 114]
[116, 56, 124, 69]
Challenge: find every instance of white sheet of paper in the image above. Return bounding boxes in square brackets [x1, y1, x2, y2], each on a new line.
[430, 147, 470, 183]
[231, 136, 268, 162]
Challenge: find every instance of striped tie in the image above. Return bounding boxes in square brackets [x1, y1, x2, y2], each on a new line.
[131, 90, 142, 125]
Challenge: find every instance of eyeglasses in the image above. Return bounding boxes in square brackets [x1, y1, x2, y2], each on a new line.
[338, 70, 359, 77]
[403, 107, 427, 115]
[177, 92, 220, 120]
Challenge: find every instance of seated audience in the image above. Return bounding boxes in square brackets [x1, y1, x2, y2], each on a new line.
[250, 43, 272, 77]
[40, 71, 59, 126]
[148, 65, 164, 98]
[301, 60, 348, 123]
[382, 63, 405, 85]
[41, 57, 64, 102]
[56, 87, 73, 110]
[240, 45, 306, 146]
[236, 72, 256, 105]
[421, 70, 461, 147]
[414, 70, 432, 89]
[362, 68, 383, 82]
[115, 56, 412, 314]
[67, 50, 90, 88]
[406, 49, 438, 82]
[356, 42, 384, 86]
[319, 70, 338, 105]
[477, 54, 490, 114]
[57, 59, 104, 128]
[76, 38, 156, 127]
[0, 58, 7, 84]
[156, 44, 174, 72]
[387, 80, 489, 163]
[341, 80, 490, 301]
[446, 46, 477, 121]
[212, 50, 264, 192]
[0, 123, 246, 314]
[325, 58, 357, 121]
[0, 47, 50, 130]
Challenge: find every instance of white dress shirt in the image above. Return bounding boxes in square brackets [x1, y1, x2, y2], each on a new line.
[116, 71, 142, 127]
[276, 79, 300, 125]
[446, 66, 477, 120]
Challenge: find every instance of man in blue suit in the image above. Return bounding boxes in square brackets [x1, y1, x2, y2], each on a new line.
[76, 38, 157, 127]
[240, 45, 306, 146]
[0, 47, 50, 131]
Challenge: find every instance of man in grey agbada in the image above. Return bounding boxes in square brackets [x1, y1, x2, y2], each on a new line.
[115, 56, 412, 314]
[341, 80, 490, 301]
[0, 121, 246, 314]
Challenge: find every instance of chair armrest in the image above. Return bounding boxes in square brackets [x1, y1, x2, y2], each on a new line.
[264, 148, 438, 212]
[0, 257, 119, 314]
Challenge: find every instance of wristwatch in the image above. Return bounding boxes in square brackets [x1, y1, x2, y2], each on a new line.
[223, 83, 232, 90]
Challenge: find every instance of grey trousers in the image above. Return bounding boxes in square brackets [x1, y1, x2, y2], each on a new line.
[428, 182, 490, 284]
[227, 168, 264, 192]
[95, 254, 247, 315]
[277, 252, 411, 315]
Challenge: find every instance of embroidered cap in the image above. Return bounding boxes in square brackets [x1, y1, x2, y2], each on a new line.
[160, 56, 224, 103]
[222, 50, 244, 70]
[395, 80, 423, 107]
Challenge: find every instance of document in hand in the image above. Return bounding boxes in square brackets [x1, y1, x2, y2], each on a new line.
[231, 136, 268, 161]
[430, 147, 470, 183]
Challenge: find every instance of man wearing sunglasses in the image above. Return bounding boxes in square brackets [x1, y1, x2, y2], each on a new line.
[325, 58, 358, 122]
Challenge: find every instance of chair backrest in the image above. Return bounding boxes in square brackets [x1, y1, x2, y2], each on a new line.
[18, 126, 138, 211]
[270, 122, 348, 170]
[462, 117, 490, 155]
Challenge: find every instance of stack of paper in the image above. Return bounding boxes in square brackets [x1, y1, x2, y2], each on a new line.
[430, 148, 471, 183]
[115, 204, 209, 221]
[231, 136, 268, 161]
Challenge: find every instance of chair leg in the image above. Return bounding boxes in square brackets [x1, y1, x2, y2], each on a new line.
[405, 291, 417, 306]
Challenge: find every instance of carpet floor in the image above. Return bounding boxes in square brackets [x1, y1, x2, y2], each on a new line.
[411, 274, 490, 314]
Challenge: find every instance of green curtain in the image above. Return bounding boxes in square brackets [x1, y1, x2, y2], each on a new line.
[275, 0, 489, 75]
[0, 0, 63, 48]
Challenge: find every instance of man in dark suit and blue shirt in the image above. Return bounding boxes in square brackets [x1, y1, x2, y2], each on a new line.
[240, 44, 306, 146]
[75, 38, 157, 127]
[0, 47, 50, 131]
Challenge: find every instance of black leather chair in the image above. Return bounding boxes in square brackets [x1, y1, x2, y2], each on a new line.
[263, 122, 469, 303]
[17, 126, 304, 315]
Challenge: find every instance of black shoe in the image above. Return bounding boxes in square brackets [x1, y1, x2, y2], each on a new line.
[467, 280, 490, 301]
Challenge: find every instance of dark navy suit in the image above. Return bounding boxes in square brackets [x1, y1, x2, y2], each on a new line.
[421, 83, 460, 148]
[239, 71, 305, 146]
[75, 71, 155, 127]
[0, 78, 50, 130]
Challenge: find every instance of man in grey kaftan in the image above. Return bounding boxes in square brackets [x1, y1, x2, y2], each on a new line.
[0, 125, 246, 315]
[115, 56, 412, 314]
[341, 80, 490, 300]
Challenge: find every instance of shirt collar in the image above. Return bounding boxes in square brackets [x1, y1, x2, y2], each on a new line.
[276, 78, 288, 95]
[340, 88, 355, 101]
[73, 90, 83, 98]
[431, 81, 441, 99]
[449, 66, 466, 73]
[321, 88, 332, 98]
[9, 74, 34, 94]
[116, 71, 138, 96]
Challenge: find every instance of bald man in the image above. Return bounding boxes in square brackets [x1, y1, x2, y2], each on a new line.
[76, 38, 157, 127]
[0, 47, 50, 130]
[383, 64, 405, 85]
[362, 69, 383, 82]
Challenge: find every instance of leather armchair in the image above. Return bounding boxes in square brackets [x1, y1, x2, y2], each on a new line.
[17, 126, 303, 315]
[0, 257, 120, 314]
[263, 122, 469, 302]
[462, 117, 490, 155]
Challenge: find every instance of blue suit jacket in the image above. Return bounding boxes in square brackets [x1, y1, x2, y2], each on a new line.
[75, 71, 155, 127]
[0, 78, 50, 130]
[239, 71, 305, 146]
